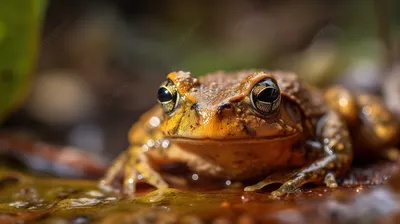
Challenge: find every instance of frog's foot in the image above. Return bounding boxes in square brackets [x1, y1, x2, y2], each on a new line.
[244, 171, 338, 195]
[245, 155, 344, 197]
[99, 151, 128, 194]
[270, 155, 343, 197]
[99, 146, 168, 197]
[270, 173, 338, 197]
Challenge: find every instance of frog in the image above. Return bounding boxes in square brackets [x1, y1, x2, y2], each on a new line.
[99, 70, 399, 197]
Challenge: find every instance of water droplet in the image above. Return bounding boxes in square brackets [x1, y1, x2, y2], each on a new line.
[137, 174, 143, 180]
[225, 180, 232, 186]
[149, 117, 161, 127]
[154, 140, 160, 148]
[241, 194, 254, 203]
[191, 174, 199, 181]
[147, 139, 155, 148]
[141, 145, 149, 152]
[162, 139, 170, 148]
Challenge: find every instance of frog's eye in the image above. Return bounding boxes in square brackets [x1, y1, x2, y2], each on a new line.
[250, 78, 281, 115]
[157, 80, 180, 114]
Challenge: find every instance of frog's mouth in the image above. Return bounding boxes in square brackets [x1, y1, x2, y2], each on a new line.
[168, 133, 299, 144]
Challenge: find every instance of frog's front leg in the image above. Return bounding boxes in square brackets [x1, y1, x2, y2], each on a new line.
[245, 110, 353, 197]
[99, 145, 168, 197]
[99, 151, 128, 193]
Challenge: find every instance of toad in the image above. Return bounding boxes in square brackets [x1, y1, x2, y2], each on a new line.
[100, 70, 399, 197]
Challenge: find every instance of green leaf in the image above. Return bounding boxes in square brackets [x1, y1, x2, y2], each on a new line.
[0, 0, 47, 123]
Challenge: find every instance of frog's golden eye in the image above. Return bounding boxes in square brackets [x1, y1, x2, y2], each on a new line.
[250, 78, 281, 115]
[157, 80, 180, 114]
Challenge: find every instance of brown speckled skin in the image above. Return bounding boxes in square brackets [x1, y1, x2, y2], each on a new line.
[100, 70, 399, 197]
[325, 86, 399, 156]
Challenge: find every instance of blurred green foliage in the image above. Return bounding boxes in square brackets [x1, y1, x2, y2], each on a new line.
[0, 0, 47, 123]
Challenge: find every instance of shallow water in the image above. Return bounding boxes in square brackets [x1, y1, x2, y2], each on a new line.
[1, 159, 400, 223]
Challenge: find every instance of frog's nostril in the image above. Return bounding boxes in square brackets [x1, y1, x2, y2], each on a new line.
[190, 103, 199, 111]
[217, 102, 233, 114]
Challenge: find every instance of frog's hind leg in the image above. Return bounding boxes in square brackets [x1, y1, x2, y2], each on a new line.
[325, 86, 399, 158]
[245, 110, 353, 197]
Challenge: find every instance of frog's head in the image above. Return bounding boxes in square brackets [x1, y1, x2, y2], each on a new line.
[157, 71, 303, 142]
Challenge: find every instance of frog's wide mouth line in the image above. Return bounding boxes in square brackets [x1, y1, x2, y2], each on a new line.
[168, 133, 298, 144]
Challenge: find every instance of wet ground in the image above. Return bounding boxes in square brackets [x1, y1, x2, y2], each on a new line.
[1, 158, 400, 224]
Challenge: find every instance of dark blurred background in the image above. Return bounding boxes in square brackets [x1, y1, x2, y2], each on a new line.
[2, 0, 400, 162]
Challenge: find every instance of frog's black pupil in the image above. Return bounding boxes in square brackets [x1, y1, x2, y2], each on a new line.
[257, 87, 279, 103]
[158, 87, 173, 102]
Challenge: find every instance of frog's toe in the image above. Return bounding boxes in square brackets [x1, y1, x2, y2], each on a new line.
[244, 172, 294, 192]
[244, 179, 285, 192]
[244, 181, 271, 192]
[98, 179, 118, 193]
[270, 175, 306, 197]
[324, 172, 338, 188]
[137, 188, 181, 203]
[271, 189, 285, 198]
